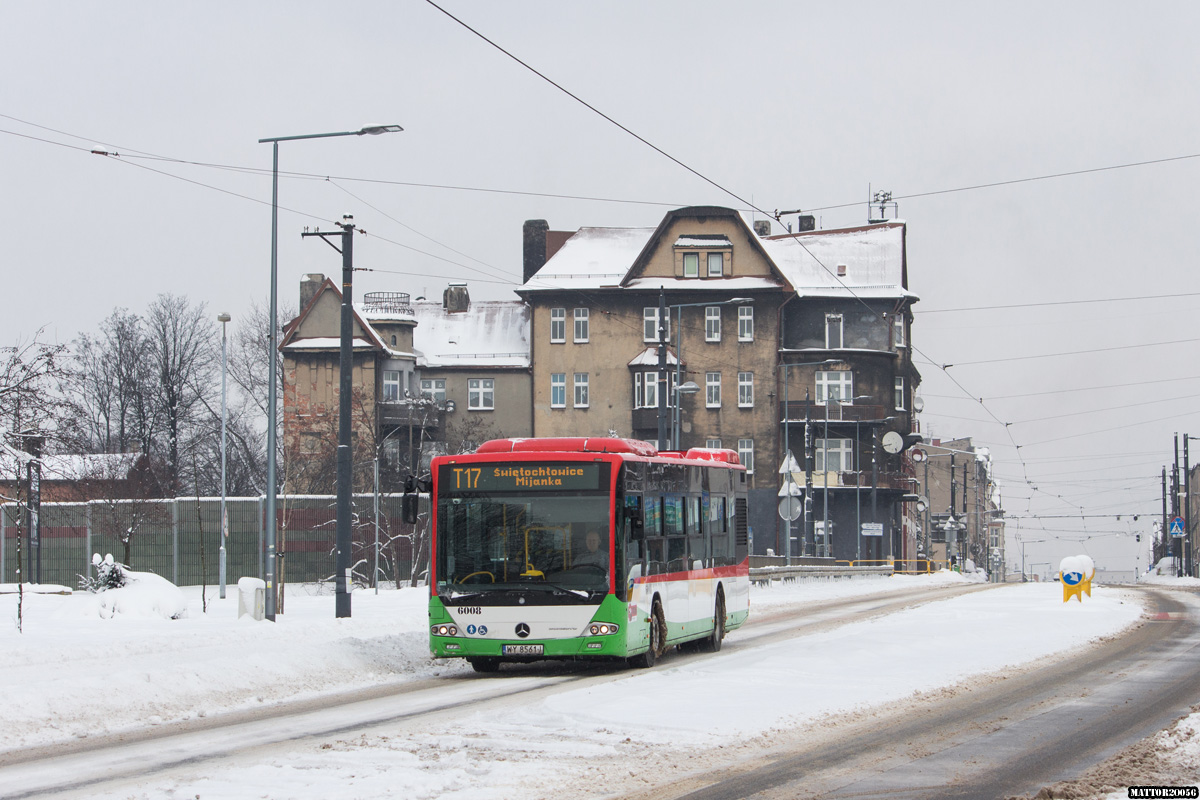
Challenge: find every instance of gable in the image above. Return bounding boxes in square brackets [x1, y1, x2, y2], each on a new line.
[620, 206, 790, 291]
[281, 280, 382, 351]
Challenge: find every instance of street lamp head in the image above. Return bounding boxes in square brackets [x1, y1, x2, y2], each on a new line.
[358, 124, 404, 135]
[675, 381, 701, 395]
[217, 312, 231, 323]
[726, 297, 753, 304]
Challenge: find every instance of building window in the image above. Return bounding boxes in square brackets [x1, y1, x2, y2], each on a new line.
[643, 307, 670, 342]
[738, 372, 754, 407]
[635, 371, 666, 409]
[550, 308, 566, 343]
[707, 252, 724, 277]
[893, 316, 906, 349]
[738, 306, 754, 342]
[468, 378, 494, 410]
[816, 370, 853, 404]
[390, 334, 397, 346]
[683, 252, 699, 278]
[574, 373, 589, 408]
[706, 372, 722, 408]
[573, 308, 589, 343]
[706, 438, 722, 449]
[705, 306, 721, 342]
[825, 313, 843, 349]
[737, 439, 754, 474]
[895, 377, 906, 410]
[551, 373, 566, 408]
[383, 370, 401, 402]
[815, 438, 853, 472]
[420, 378, 446, 402]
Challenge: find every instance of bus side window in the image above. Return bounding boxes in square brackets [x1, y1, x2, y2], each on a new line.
[647, 537, 666, 575]
[667, 534, 687, 572]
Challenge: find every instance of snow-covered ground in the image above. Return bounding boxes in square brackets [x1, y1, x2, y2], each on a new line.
[0, 571, 1191, 799]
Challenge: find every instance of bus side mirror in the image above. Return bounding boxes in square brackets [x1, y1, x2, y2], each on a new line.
[402, 493, 419, 525]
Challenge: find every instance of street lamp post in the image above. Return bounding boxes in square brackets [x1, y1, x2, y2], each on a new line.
[218, 311, 231, 600]
[258, 124, 402, 621]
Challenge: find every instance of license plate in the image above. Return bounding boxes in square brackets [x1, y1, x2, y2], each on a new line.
[503, 644, 544, 656]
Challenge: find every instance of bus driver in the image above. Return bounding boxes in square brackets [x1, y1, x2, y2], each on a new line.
[574, 529, 608, 569]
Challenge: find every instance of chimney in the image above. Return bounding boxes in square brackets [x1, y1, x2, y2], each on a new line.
[753, 220, 771, 238]
[300, 273, 325, 311]
[523, 219, 549, 284]
[443, 282, 470, 313]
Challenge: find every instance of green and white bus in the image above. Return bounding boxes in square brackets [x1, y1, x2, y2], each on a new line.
[425, 436, 750, 672]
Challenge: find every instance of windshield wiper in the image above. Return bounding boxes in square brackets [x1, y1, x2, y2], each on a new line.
[541, 582, 596, 599]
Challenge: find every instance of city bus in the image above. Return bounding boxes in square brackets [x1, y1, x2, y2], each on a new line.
[423, 437, 749, 672]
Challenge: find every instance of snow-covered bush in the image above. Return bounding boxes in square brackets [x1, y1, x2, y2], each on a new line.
[78, 553, 127, 592]
[78, 553, 187, 620]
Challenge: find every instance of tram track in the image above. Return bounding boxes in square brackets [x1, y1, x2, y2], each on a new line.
[0, 581, 989, 798]
[624, 587, 1200, 800]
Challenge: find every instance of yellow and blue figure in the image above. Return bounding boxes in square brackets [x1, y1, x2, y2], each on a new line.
[1059, 555, 1095, 603]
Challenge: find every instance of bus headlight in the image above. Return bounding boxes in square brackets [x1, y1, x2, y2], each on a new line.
[431, 624, 459, 637]
[587, 623, 620, 636]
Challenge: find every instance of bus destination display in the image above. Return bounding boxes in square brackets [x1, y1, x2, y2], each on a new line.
[439, 463, 602, 493]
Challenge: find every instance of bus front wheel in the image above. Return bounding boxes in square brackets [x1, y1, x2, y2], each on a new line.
[699, 591, 725, 653]
[630, 598, 666, 669]
[469, 657, 501, 673]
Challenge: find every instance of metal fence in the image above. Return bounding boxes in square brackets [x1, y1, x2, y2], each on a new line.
[1, 494, 421, 589]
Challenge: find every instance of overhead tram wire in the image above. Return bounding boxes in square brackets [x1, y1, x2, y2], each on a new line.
[326, 178, 518, 283]
[422, 0, 1055, 503]
[0, 119, 1168, 516]
[921, 291, 1200, 315]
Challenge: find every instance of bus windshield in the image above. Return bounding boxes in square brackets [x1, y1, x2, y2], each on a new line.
[436, 494, 611, 602]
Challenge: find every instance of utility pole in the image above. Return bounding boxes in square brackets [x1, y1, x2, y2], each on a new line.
[1162, 466, 1169, 565]
[1186, 435, 1192, 577]
[656, 287, 668, 449]
[1175, 433, 1182, 575]
[303, 216, 357, 618]
[804, 390, 814, 558]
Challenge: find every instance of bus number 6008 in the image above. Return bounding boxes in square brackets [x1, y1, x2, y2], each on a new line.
[459, 607, 483, 615]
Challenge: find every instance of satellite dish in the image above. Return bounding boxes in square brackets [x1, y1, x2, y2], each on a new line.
[881, 431, 904, 454]
[913, 396, 925, 413]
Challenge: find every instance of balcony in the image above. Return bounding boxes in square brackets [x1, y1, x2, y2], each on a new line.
[379, 400, 443, 429]
[779, 402, 887, 423]
[631, 406, 663, 432]
[362, 292, 414, 316]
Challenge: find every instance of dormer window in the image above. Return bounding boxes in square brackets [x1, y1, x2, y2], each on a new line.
[674, 236, 732, 279]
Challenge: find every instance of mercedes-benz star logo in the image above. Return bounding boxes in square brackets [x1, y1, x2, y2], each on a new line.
[515, 623, 530, 638]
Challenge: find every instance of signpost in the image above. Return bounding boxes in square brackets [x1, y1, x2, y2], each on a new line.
[1170, 516, 1186, 537]
[861, 522, 883, 537]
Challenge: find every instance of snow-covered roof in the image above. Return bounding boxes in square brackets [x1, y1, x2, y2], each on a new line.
[519, 227, 652, 292]
[519, 215, 913, 303]
[412, 300, 530, 369]
[624, 276, 783, 292]
[627, 347, 680, 367]
[761, 222, 917, 300]
[281, 336, 381, 352]
[674, 236, 732, 248]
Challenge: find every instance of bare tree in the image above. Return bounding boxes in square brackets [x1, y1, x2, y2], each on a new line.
[145, 294, 217, 495]
[74, 309, 154, 455]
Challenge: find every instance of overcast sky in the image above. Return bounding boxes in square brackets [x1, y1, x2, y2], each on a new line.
[3, 1, 1198, 575]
